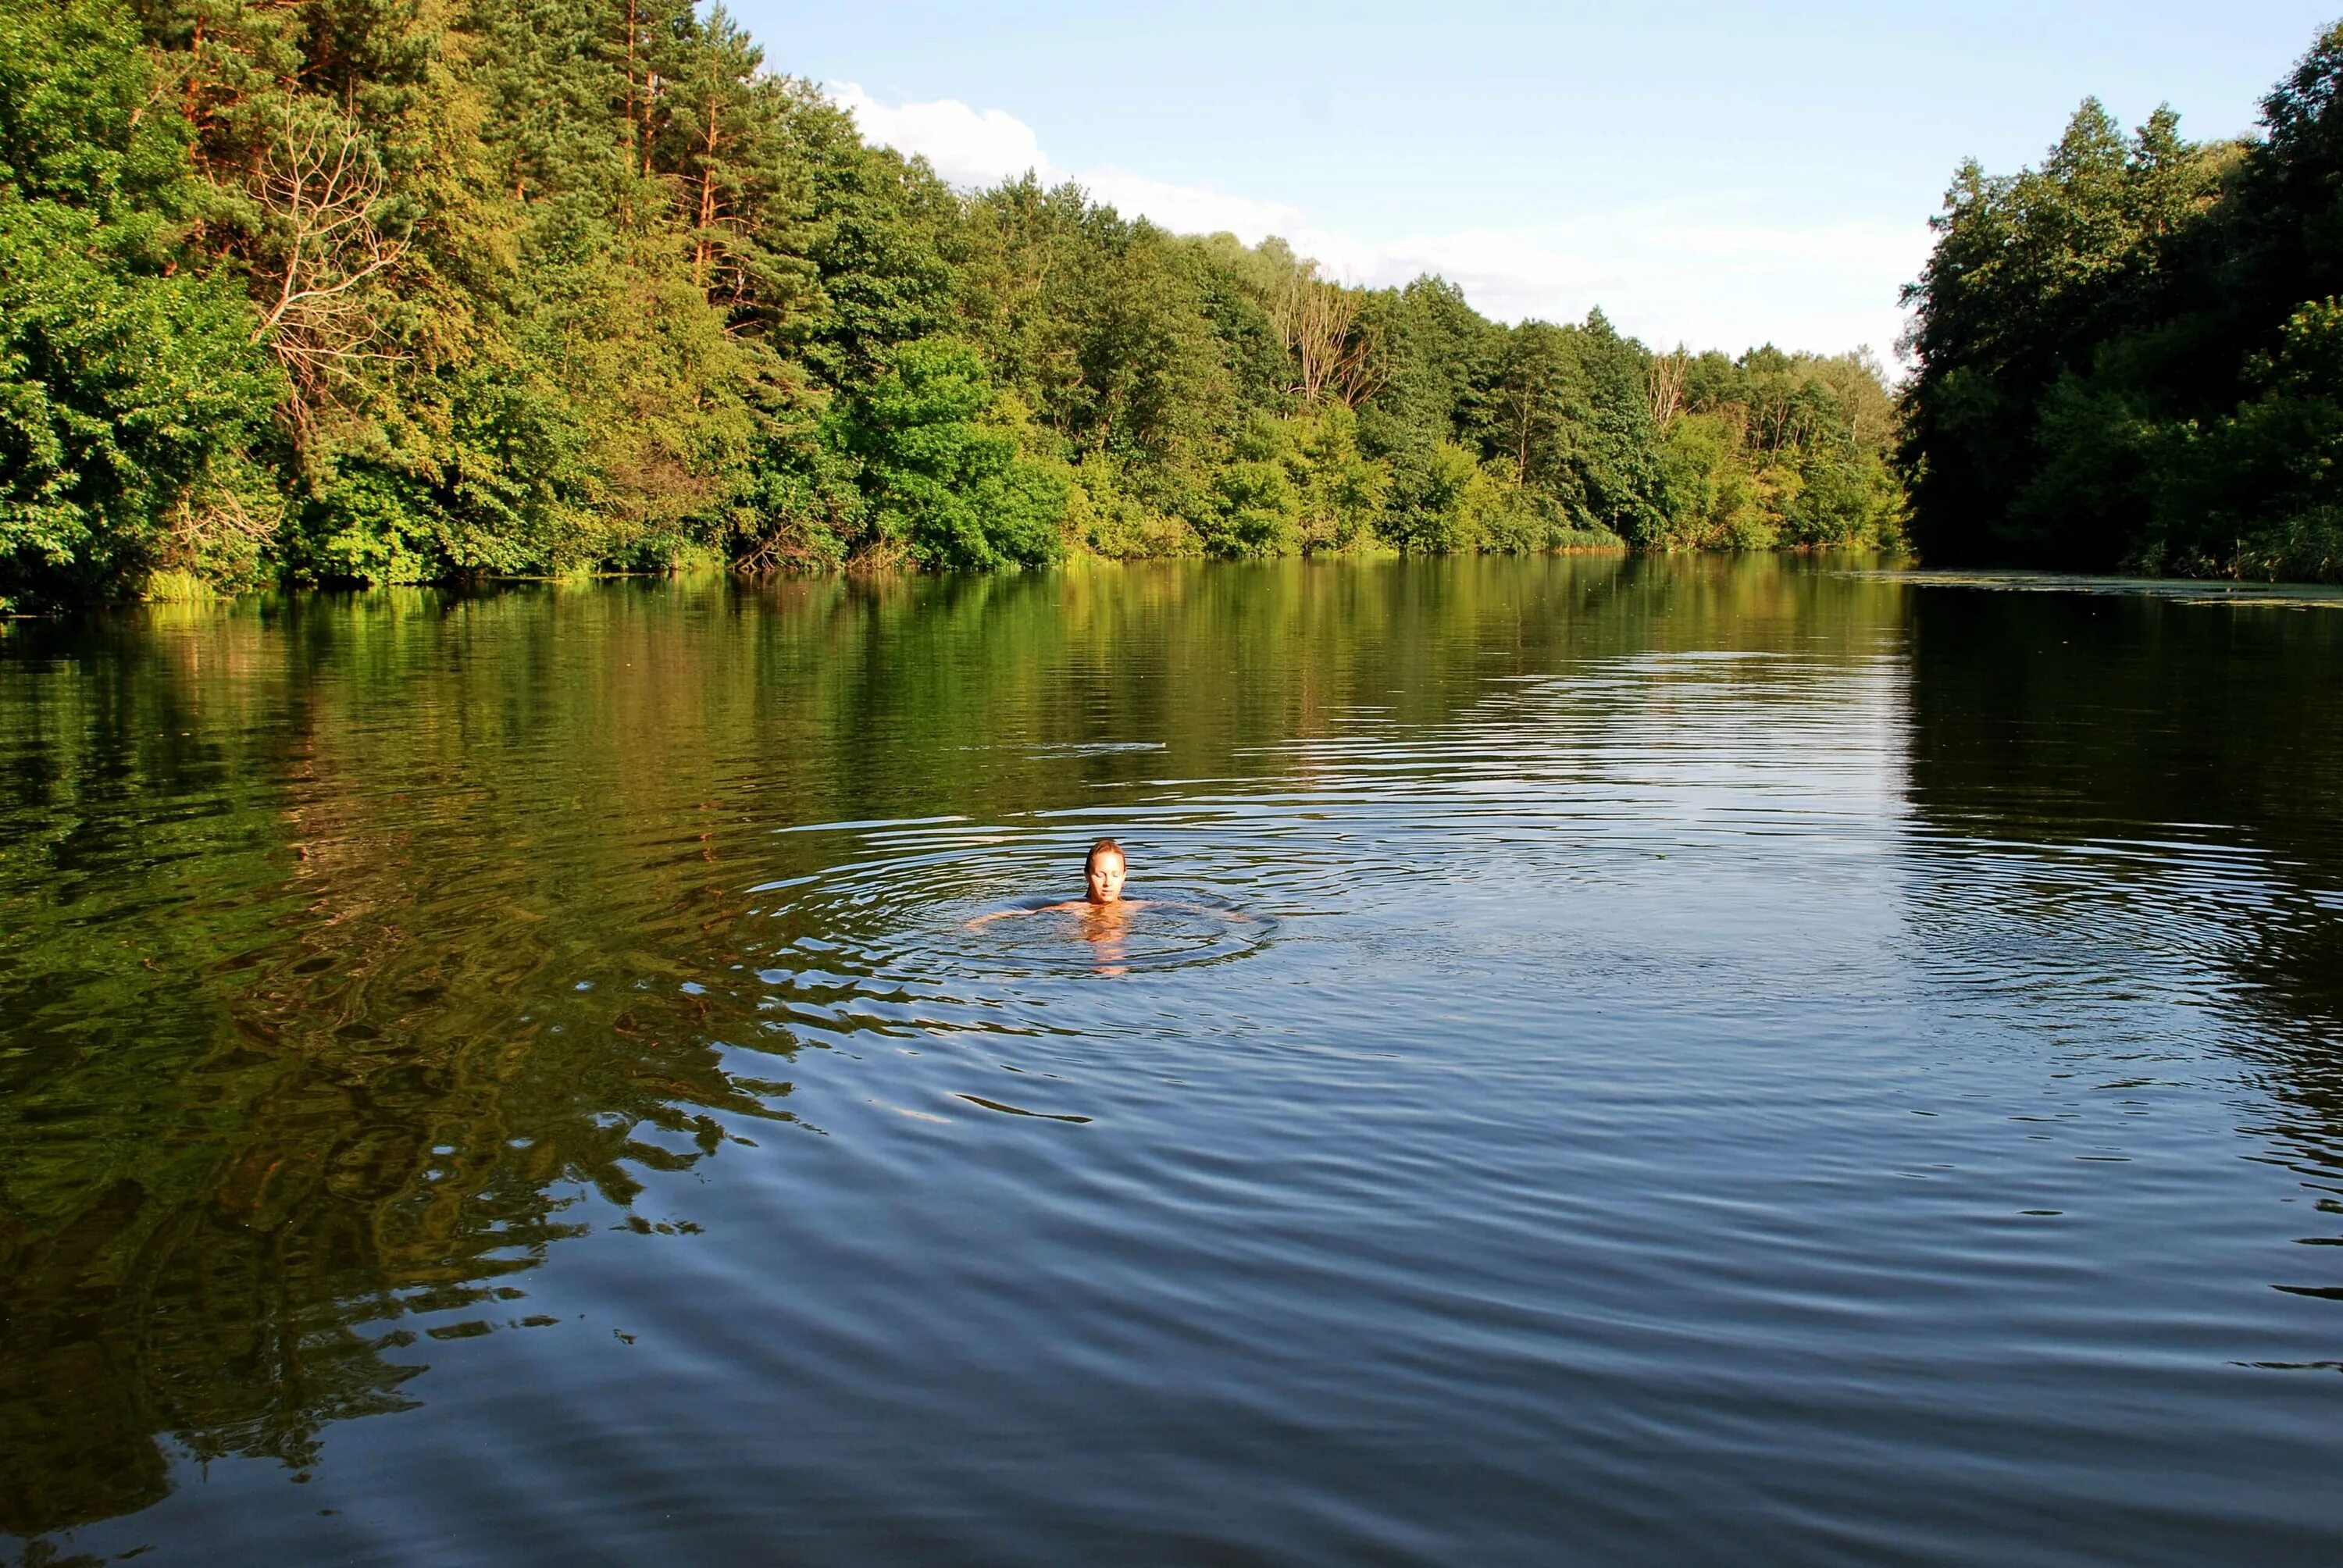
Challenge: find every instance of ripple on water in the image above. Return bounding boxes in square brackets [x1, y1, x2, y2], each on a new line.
[747, 817, 1275, 998]
[11, 567, 2343, 1564]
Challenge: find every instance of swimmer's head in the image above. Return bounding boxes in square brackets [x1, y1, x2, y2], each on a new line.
[1084, 839, 1127, 904]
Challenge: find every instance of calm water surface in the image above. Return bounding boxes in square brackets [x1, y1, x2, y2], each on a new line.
[4, 557, 2342, 1563]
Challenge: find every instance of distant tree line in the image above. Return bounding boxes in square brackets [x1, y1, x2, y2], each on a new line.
[0, 0, 1902, 608]
[1902, 21, 2343, 582]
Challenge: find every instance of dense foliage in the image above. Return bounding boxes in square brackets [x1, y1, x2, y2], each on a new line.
[1903, 21, 2343, 581]
[0, 0, 1903, 608]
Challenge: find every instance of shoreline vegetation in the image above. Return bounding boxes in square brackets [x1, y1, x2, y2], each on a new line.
[1, 0, 1899, 612]
[6, 9, 2341, 614]
[1902, 22, 2343, 585]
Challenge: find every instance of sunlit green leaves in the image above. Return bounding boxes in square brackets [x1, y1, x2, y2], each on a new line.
[2, 0, 1907, 602]
[0, 0, 281, 608]
[835, 339, 1067, 569]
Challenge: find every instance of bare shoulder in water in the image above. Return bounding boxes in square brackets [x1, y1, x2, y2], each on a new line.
[966, 839, 1256, 929]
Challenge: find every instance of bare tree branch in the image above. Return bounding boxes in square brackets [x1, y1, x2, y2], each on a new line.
[244, 101, 406, 429]
[1273, 269, 1382, 408]
[1647, 347, 1688, 430]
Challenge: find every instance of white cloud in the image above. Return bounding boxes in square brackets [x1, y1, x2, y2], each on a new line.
[828, 84, 1051, 190]
[1075, 166, 1311, 248]
[830, 84, 1926, 360]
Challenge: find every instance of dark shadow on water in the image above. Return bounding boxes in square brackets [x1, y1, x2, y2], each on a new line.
[1899, 581, 2343, 1227]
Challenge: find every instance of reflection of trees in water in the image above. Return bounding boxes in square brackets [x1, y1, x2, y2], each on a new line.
[1900, 586, 2343, 1169]
[0, 557, 1906, 1538]
[0, 597, 774, 1537]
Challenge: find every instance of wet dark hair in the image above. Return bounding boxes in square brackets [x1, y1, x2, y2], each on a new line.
[1086, 838, 1125, 871]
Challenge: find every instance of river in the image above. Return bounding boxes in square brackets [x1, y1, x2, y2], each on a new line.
[4, 557, 2341, 1563]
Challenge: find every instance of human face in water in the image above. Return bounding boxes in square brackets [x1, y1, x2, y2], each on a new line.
[1086, 851, 1126, 904]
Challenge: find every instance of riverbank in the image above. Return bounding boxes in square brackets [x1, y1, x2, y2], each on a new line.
[5, 1, 1899, 614]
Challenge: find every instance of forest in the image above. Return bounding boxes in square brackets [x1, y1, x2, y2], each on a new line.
[0, 0, 1902, 609]
[1901, 21, 2343, 582]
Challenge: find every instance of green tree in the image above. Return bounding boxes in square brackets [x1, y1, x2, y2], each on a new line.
[0, 0, 283, 607]
[0, 0, 1907, 601]
[833, 338, 1067, 569]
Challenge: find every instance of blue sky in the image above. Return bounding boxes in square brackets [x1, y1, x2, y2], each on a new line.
[724, 2, 2341, 360]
